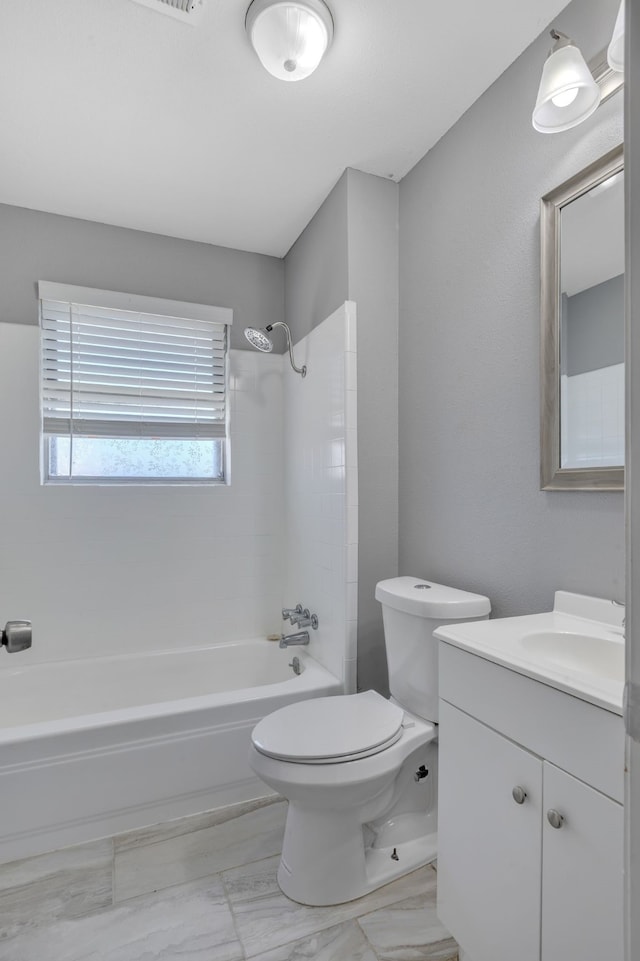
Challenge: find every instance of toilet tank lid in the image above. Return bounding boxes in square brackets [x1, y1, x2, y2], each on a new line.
[375, 576, 491, 619]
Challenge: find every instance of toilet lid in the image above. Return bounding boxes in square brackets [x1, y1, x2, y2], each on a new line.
[251, 690, 405, 763]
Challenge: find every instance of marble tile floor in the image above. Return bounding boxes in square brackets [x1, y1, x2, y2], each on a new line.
[0, 856, 458, 961]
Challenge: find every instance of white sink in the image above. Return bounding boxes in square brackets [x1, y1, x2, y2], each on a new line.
[520, 630, 624, 683]
[434, 591, 625, 714]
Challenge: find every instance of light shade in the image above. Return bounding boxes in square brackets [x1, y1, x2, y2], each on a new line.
[607, 1, 624, 73]
[246, 0, 334, 82]
[532, 34, 601, 133]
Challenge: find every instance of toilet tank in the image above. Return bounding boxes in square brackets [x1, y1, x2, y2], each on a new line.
[375, 577, 490, 722]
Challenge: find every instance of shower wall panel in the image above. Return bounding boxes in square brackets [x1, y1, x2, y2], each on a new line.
[282, 301, 358, 691]
[0, 324, 285, 666]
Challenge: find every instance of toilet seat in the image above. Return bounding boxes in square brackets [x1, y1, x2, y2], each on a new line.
[251, 690, 405, 764]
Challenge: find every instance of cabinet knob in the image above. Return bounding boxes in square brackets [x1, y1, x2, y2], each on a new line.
[547, 809, 564, 829]
[512, 785, 527, 805]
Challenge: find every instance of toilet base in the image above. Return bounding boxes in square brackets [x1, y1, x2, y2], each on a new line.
[363, 829, 437, 894]
[278, 829, 437, 906]
[249, 709, 438, 906]
[267, 730, 438, 906]
[277, 807, 438, 906]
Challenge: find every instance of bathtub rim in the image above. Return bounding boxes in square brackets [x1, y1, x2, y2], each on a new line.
[0, 642, 340, 747]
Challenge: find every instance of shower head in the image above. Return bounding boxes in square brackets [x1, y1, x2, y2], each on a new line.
[244, 327, 273, 352]
[243, 323, 306, 377]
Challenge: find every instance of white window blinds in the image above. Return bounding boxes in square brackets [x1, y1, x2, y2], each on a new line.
[39, 283, 232, 440]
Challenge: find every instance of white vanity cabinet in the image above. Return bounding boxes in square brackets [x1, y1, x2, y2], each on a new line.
[540, 761, 623, 961]
[437, 643, 624, 961]
[438, 700, 542, 961]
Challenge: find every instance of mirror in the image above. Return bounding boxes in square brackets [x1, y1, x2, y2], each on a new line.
[540, 144, 624, 490]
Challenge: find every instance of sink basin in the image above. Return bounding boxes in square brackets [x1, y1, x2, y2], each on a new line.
[520, 631, 624, 683]
[434, 591, 626, 714]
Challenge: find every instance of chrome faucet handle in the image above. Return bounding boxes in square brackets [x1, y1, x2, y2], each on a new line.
[290, 607, 309, 626]
[282, 604, 303, 623]
[291, 609, 319, 630]
[1, 620, 32, 653]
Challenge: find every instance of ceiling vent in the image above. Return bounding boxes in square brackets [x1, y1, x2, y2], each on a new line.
[131, 0, 205, 25]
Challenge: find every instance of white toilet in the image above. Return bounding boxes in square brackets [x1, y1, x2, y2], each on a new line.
[249, 576, 490, 906]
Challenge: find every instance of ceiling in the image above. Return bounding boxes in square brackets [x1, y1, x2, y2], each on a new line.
[0, 0, 570, 257]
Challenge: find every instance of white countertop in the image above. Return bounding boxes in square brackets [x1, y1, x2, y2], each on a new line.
[435, 591, 625, 716]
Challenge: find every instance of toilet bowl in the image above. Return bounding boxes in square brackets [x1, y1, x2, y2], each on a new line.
[250, 577, 490, 906]
[250, 689, 437, 905]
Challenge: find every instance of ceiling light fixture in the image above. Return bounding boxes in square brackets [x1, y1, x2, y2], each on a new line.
[532, 29, 601, 134]
[245, 0, 334, 82]
[607, 1, 624, 73]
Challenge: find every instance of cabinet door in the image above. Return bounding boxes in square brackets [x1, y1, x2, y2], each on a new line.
[542, 762, 623, 961]
[437, 701, 543, 961]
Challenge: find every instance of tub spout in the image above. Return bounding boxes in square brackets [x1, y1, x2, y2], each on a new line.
[279, 630, 310, 649]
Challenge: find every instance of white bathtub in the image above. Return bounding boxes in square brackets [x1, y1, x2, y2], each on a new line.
[0, 640, 342, 864]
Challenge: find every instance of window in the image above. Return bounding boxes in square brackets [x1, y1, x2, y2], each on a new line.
[39, 283, 232, 484]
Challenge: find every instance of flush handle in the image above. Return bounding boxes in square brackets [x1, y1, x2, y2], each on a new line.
[547, 809, 565, 829]
[512, 785, 527, 805]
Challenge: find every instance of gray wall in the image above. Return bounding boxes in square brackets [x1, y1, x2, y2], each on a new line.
[0, 204, 284, 350]
[346, 170, 399, 693]
[285, 169, 399, 694]
[398, 0, 625, 619]
[566, 273, 624, 375]
[284, 173, 349, 347]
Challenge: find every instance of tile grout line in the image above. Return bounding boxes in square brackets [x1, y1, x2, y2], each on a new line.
[354, 915, 382, 960]
[220, 866, 248, 961]
[110, 837, 116, 907]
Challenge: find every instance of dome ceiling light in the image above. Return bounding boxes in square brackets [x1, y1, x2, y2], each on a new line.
[245, 0, 334, 82]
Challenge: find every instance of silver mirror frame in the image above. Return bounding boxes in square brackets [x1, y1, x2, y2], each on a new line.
[540, 143, 624, 491]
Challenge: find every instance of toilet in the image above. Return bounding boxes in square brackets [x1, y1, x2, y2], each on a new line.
[249, 576, 491, 906]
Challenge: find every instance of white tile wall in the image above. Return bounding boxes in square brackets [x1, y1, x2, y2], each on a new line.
[0, 314, 356, 684]
[561, 363, 625, 468]
[0, 324, 285, 667]
[282, 302, 358, 690]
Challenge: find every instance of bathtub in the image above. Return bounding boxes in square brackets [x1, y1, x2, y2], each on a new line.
[0, 640, 342, 864]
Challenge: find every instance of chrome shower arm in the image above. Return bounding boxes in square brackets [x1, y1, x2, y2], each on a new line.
[267, 322, 307, 378]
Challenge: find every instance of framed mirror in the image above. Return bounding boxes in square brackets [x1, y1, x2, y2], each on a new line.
[540, 144, 624, 491]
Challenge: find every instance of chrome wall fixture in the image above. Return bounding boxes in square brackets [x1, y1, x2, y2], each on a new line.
[244, 322, 307, 377]
[279, 601, 318, 648]
[532, 1, 624, 134]
[1, 620, 32, 653]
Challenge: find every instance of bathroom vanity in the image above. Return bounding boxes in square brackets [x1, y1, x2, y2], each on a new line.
[435, 592, 625, 961]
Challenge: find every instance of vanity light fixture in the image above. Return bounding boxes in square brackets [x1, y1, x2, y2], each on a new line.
[607, 1, 624, 73]
[532, 30, 601, 133]
[245, 0, 334, 82]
